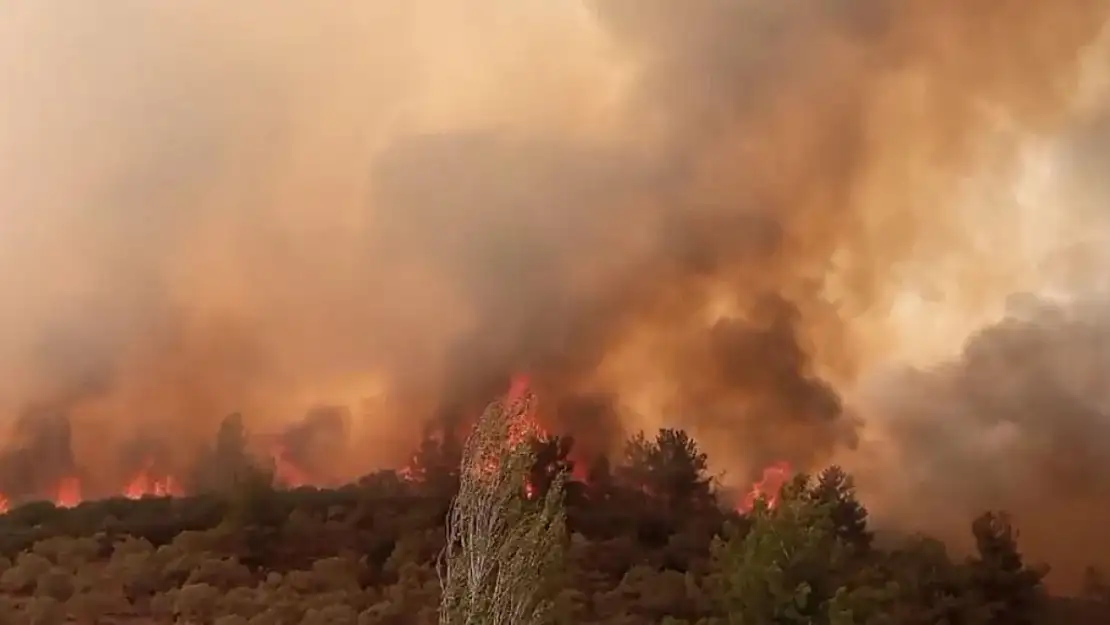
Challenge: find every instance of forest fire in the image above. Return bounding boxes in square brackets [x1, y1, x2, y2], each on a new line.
[123, 460, 184, 500]
[270, 444, 311, 489]
[398, 374, 793, 507]
[0, 375, 791, 514]
[53, 476, 82, 509]
[738, 460, 792, 513]
[0, 461, 184, 513]
[0, 0, 1107, 595]
[503, 375, 542, 444]
[457, 373, 545, 491]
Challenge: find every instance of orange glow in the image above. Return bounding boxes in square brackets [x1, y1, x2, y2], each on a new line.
[0, 380, 789, 514]
[124, 460, 184, 499]
[53, 476, 82, 508]
[271, 444, 311, 488]
[739, 461, 792, 513]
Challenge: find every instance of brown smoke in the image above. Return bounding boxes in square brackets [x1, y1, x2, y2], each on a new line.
[855, 97, 1110, 591]
[858, 295, 1110, 591]
[1, 0, 1109, 581]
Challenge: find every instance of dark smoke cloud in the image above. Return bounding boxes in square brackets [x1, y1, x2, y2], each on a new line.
[0, 0, 1108, 586]
[368, 126, 852, 472]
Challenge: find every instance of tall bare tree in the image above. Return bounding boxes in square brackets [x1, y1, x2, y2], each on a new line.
[437, 389, 566, 625]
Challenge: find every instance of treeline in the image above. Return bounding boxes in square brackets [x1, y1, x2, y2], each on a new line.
[0, 414, 1105, 624]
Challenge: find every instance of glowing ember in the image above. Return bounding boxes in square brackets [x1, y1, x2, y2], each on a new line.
[53, 476, 82, 508]
[739, 460, 792, 513]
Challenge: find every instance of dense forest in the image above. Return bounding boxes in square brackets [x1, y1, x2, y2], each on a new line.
[0, 403, 1106, 625]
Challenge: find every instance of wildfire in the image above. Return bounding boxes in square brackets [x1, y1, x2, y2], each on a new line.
[53, 476, 82, 508]
[470, 373, 544, 487]
[0, 376, 792, 515]
[0, 477, 85, 512]
[503, 374, 544, 499]
[739, 460, 792, 512]
[124, 460, 184, 499]
[505, 373, 542, 442]
[270, 444, 310, 488]
[397, 374, 547, 497]
[506, 373, 531, 404]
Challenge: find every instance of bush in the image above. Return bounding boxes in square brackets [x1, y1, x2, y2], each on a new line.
[174, 582, 221, 622]
[0, 552, 51, 594]
[34, 569, 74, 603]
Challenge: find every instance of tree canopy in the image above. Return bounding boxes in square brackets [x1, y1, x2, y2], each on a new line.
[0, 419, 1098, 625]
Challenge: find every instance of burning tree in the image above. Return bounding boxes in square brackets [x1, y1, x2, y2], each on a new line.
[437, 378, 567, 625]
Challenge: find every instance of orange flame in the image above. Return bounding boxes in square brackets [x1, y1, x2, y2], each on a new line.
[124, 460, 184, 499]
[506, 374, 547, 499]
[443, 374, 546, 498]
[0, 376, 790, 515]
[506, 374, 541, 443]
[739, 460, 792, 513]
[53, 476, 82, 508]
[507, 373, 531, 404]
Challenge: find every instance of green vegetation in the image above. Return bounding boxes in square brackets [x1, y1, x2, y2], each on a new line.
[0, 406, 1104, 624]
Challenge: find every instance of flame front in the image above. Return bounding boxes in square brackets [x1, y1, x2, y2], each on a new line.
[0, 378, 790, 513]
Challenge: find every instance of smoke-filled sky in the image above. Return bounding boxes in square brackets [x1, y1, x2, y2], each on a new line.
[3, 0, 1110, 588]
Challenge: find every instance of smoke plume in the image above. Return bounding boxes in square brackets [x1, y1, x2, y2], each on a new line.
[858, 295, 1110, 589]
[2, 0, 1110, 587]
